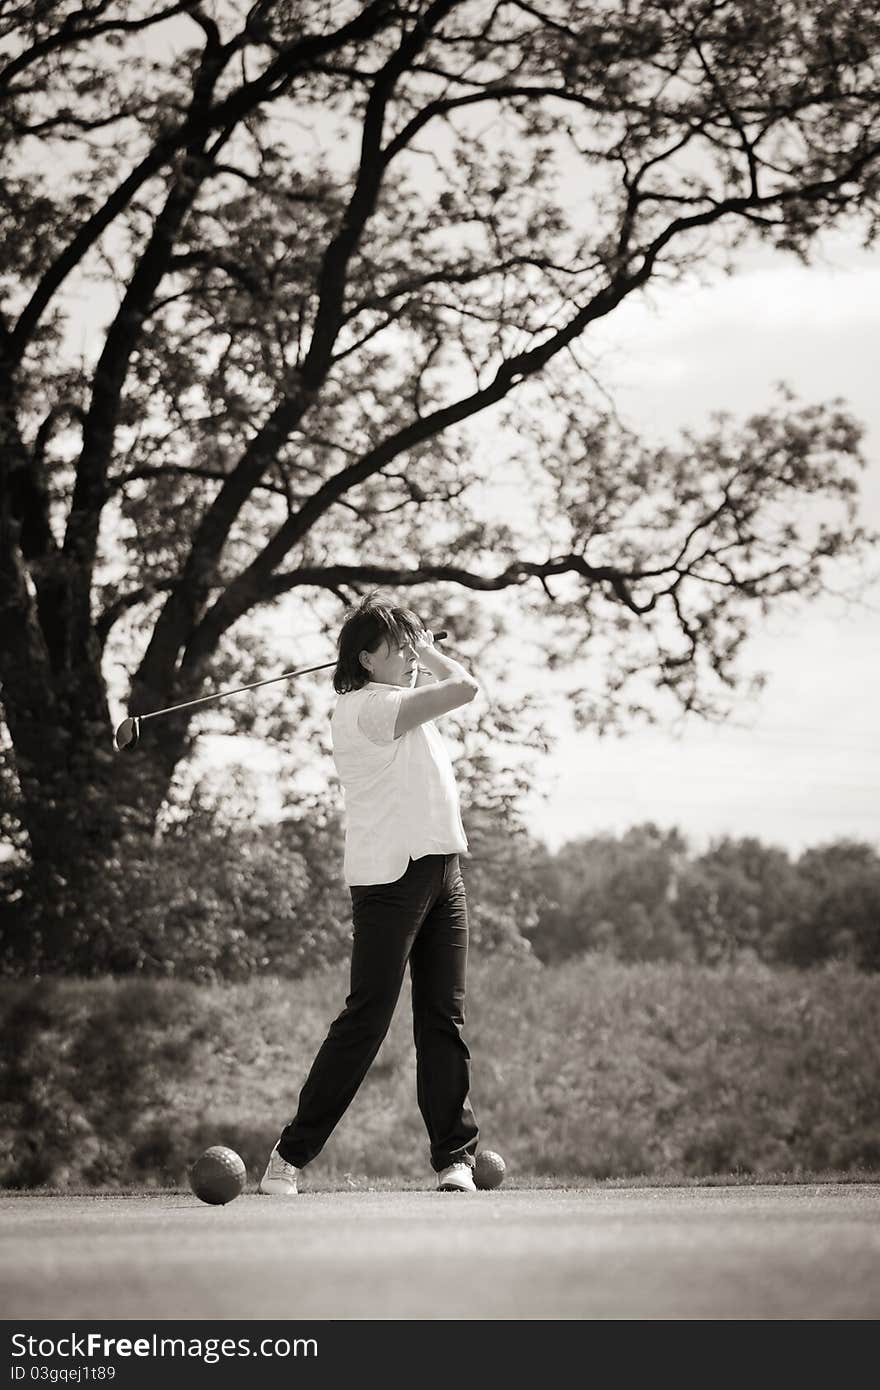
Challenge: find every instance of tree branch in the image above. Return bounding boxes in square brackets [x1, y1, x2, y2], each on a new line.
[138, 0, 460, 694]
[109, 462, 294, 502]
[95, 579, 178, 648]
[4, 0, 402, 368]
[178, 270, 636, 675]
[60, 28, 235, 660]
[259, 557, 650, 609]
[0, 3, 195, 90]
[637, 138, 880, 275]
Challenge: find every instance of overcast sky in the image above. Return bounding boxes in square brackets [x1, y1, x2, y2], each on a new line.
[511, 232, 880, 854]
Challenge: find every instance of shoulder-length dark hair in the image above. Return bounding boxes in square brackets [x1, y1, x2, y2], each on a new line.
[333, 591, 424, 694]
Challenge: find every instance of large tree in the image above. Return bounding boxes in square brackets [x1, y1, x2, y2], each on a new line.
[1, 0, 877, 953]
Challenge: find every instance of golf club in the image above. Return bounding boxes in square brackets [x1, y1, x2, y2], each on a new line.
[114, 630, 448, 752]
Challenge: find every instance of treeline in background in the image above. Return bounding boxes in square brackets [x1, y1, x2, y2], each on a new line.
[1, 809, 877, 980]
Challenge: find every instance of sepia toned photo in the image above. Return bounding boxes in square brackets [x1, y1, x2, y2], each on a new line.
[1, 0, 878, 1350]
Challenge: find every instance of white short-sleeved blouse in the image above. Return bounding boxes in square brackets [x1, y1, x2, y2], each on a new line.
[330, 681, 468, 886]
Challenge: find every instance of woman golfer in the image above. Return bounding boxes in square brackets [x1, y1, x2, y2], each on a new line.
[260, 594, 481, 1194]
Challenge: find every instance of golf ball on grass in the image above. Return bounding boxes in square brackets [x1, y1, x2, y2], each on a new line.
[189, 1145, 247, 1205]
[474, 1150, 506, 1190]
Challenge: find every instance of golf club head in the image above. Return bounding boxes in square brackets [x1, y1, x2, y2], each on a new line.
[114, 716, 140, 752]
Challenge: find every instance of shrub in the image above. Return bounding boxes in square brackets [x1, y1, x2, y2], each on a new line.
[2, 957, 878, 1187]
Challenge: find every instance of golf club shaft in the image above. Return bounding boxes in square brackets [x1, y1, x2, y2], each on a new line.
[135, 630, 449, 723]
[137, 660, 336, 723]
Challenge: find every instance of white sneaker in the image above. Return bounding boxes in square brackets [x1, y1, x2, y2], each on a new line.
[437, 1161, 476, 1193]
[259, 1144, 300, 1195]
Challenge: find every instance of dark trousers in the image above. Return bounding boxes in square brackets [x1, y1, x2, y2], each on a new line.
[278, 852, 479, 1173]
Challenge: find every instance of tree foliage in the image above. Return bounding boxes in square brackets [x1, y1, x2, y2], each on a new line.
[1, 0, 878, 956]
[3, 805, 875, 977]
[523, 824, 880, 970]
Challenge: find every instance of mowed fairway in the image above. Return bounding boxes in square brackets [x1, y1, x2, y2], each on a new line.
[2, 1185, 878, 1320]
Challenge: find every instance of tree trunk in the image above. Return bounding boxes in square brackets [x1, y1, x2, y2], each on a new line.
[2, 625, 191, 969]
